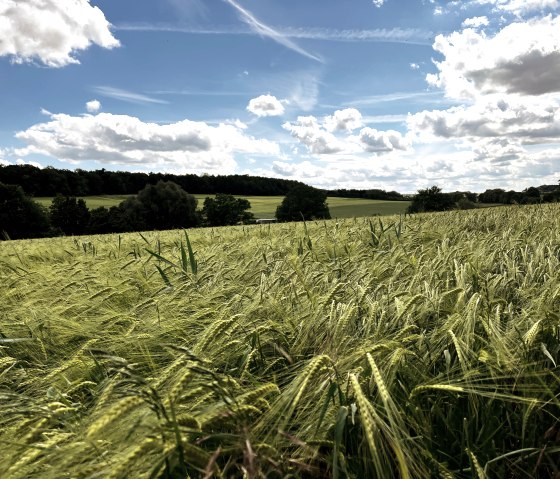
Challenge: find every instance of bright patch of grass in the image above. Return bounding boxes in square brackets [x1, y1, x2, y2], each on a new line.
[1, 204, 559, 477]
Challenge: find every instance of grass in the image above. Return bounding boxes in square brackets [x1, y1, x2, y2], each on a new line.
[34, 195, 133, 209]
[34, 195, 410, 218]
[1, 204, 559, 478]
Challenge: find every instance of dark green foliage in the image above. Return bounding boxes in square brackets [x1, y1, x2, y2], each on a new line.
[86, 206, 126, 234]
[49, 195, 91, 236]
[275, 184, 331, 221]
[456, 197, 476, 210]
[119, 181, 199, 231]
[202, 193, 254, 226]
[328, 188, 404, 200]
[0, 164, 305, 197]
[407, 185, 455, 213]
[0, 183, 50, 240]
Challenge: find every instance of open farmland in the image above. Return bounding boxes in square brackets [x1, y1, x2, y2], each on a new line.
[34, 195, 411, 218]
[1, 204, 559, 478]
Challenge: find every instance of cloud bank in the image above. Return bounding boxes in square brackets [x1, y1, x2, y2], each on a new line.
[428, 15, 560, 99]
[0, 0, 119, 67]
[15, 112, 279, 174]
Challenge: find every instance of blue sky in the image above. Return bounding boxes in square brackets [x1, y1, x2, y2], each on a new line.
[1, 0, 560, 192]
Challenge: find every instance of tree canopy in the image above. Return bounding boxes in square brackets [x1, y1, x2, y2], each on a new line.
[407, 186, 455, 213]
[0, 183, 50, 240]
[49, 195, 90, 236]
[119, 181, 199, 231]
[275, 184, 331, 221]
[202, 194, 254, 226]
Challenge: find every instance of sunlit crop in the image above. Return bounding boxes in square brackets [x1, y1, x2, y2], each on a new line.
[1, 204, 559, 478]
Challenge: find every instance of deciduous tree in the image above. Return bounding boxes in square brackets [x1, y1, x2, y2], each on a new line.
[0, 183, 50, 239]
[275, 184, 330, 221]
[202, 194, 254, 226]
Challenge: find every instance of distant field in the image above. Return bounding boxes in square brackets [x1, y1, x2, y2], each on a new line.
[34, 195, 133, 209]
[35, 195, 410, 218]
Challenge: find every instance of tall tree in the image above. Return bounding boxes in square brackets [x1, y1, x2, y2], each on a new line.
[202, 194, 254, 226]
[120, 181, 199, 231]
[49, 195, 91, 236]
[0, 183, 51, 240]
[275, 184, 331, 221]
[407, 186, 455, 213]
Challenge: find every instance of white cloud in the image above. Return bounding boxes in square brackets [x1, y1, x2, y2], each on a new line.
[282, 116, 347, 155]
[0, 149, 9, 166]
[283, 110, 409, 157]
[359, 128, 410, 152]
[462, 16, 489, 28]
[372, 0, 385, 7]
[474, 0, 559, 16]
[410, 62, 420, 70]
[0, 0, 119, 67]
[15, 112, 279, 174]
[85, 100, 101, 113]
[324, 108, 363, 132]
[247, 94, 286, 117]
[408, 95, 560, 144]
[16, 158, 43, 169]
[409, 95, 560, 144]
[428, 15, 560, 99]
[272, 160, 321, 178]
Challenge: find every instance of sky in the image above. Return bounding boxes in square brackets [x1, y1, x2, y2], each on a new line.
[1, 0, 560, 193]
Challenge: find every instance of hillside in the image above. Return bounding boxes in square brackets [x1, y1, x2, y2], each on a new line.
[1, 205, 559, 477]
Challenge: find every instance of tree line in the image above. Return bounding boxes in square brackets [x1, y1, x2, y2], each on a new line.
[0, 164, 407, 200]
[407, 184, 560, 214]
[0, 164, 306, 197]
[0, 180, 332, 240]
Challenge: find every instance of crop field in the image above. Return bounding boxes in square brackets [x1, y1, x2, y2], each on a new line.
[1, 204, 559, 478]
[34, 195, 411, 218]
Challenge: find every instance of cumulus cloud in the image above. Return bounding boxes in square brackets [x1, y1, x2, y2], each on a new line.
[372, 0, 385, 7]
[0, 149, 9, 166]
[15, 112, 279, 174]
[462, 16, 489, 28]
[16, 158, 43, 168]
[85, 100, 101, 113]
[471, 138, 526, 164]
[409, 95, 560, 143]
[0, 0, 120, 67]
[359, 128, 410, 152]
[324, 108, 363, 132]
[282, 116, 347, 154]
[246, 94, 286, 117]
[283, 109, 410, 157]
[272, 160, 321, 178]
[428, 15, 560, 99]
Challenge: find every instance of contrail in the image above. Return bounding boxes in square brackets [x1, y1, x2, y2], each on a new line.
[223, 0, 323, 63]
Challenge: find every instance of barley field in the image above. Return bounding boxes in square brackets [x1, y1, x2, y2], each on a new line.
[1, 204, 559, 478]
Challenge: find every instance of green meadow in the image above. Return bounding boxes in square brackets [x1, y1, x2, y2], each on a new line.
[1, 204, 559, 477]
[34, 195, 411, 218]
